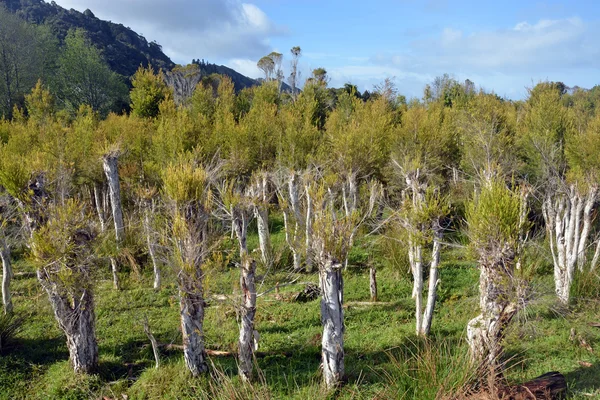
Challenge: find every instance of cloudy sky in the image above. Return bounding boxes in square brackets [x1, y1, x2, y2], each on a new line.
[51, 0, 599, 99]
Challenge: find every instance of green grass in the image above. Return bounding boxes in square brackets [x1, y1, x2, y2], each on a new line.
[1, 228, 599, 399]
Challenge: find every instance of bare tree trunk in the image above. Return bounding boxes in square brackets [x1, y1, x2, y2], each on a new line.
[466, 255, 517, 369]
[0, 236, 12, 315]
[319, 257, 344, 389]
[108, 257, 118, 290]
[238, 258, 257, 381]
[144, 209, 161, 290]
[93, 184, 106, 233]
[591, 238, 600, 271]
[421, 228, 442, 336]
[283, 210, 302, 272]
[413, 244, 423, 335]
[369, 266, 377, 302]
[305, 183, 313, 272]
[577, 187, 596, 271]
[542, 186, 596, 305]
[103, 154, 124, 290]
[143, 316, 161, 369]
[39, 270, 98, 374]
[255, 205, 271, 269]
[179, 283, 208, 376]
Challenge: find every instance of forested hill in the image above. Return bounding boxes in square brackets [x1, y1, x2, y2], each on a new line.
[0, 0, 263, 92]
[0, 0, 174, 77]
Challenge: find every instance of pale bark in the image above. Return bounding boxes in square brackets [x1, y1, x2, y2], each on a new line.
[319, 257, 344, 389]
[591, 238, 600, 272]
[143, 316, 161, 369]
[144, 208, 161, 290]
[232, 203, 258, 381]
[256, 174, 272, 269]
[305, 183, 313, 272]
[174, 203, 209, 376]
[421, 228, 442, 336]
[102, 154, 125, 242]
[283, 210, 302, 272]
[413, 244, 423, 336]
[542, 185, 596, 305]
[103, 153, 125, 290]
[38, 270, 98, 374]
[93, 184, 106, 233]
[466, 249, 517, 369]
[0, 236, 12, 315]
[369, 266, 377, 302]
[238, 258, 257, 381]
[179, 283, 208, 376]
[255, 205, 271, 269]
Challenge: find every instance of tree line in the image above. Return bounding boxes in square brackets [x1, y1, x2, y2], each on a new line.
[0, 56, 600, 391]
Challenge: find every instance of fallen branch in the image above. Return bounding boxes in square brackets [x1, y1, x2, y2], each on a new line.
[160, 343, 292, 358]
[142, 316, 160, 369]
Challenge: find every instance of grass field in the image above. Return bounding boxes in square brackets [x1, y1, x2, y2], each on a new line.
[1, 223, 599, 399]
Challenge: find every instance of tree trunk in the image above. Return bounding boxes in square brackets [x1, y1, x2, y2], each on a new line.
[413, 244, 423, 335]
[255, 205, 272, 269]
[369, 266, 377, 302]
[0, 236, 12, 315]
[283, 210, 302, 272]
[542, 186, 596, 305]
[466, 256, 517, 369]
[39, 270, 98, 374]
[109, 257, 119, 290]
[103, 154, 124, 290]
[144, 209, 161, 290]
[179, 282, 208, 376]
[421, 228, 442, 336]
[93, 184, 106, 233]
[238, 258, 257, 381]
[102, 154, 125, 242]
[319, 257, 344, 389]
[305, 183, 313, 272]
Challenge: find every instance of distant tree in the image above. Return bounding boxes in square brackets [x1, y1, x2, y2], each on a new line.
[130, 65, 170, 118]
[257, 56, 275, 81]
[288, 46, 302, 98]
[54, 29, 128, 116]
[0, 8, 57, 117]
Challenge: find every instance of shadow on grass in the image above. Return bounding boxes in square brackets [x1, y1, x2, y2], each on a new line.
[564, 362, 600, 395]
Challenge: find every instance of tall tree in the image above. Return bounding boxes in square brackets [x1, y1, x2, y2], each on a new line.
[0, 8, 57, 117]
[54, 29, 128, 116]
[163, 156, 216, 376]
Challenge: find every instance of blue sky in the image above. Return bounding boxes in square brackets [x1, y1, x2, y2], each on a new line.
[52, 0, 600, 99]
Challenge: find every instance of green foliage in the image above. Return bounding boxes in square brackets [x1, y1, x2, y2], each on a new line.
[53, 29, 128, 116]
[466, 178, 522, 257]
[162, 156, 212, 205]
[0, 7, 58, 118]
[130, 66, 171, 119]
[30, 200, 97, 287]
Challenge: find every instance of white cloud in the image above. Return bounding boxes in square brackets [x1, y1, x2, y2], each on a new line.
[377, 17, 598, 73]
[52, 0, 286, 63]
[227, 58, 262, 79]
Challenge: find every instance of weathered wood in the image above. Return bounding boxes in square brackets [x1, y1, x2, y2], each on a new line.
[238, 258, 257, 381]
[497, 371, 567, 400]
[320, 258, 344, 389]
[369, 266, 377, 302]
[0, 236, 12, 315]
[103, 153, 124, 290]
[142, 316, 160, 369]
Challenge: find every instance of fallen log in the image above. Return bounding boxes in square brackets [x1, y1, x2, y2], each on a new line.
[497, 371, 567, 400]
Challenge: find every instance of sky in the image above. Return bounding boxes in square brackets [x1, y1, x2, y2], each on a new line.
[51, 0, 600, 100]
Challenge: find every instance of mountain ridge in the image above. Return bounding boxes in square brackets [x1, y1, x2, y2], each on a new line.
[0, 0, 266, 92]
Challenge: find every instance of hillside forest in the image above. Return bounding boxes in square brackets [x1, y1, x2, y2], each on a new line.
[0, 6, 600, 400]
